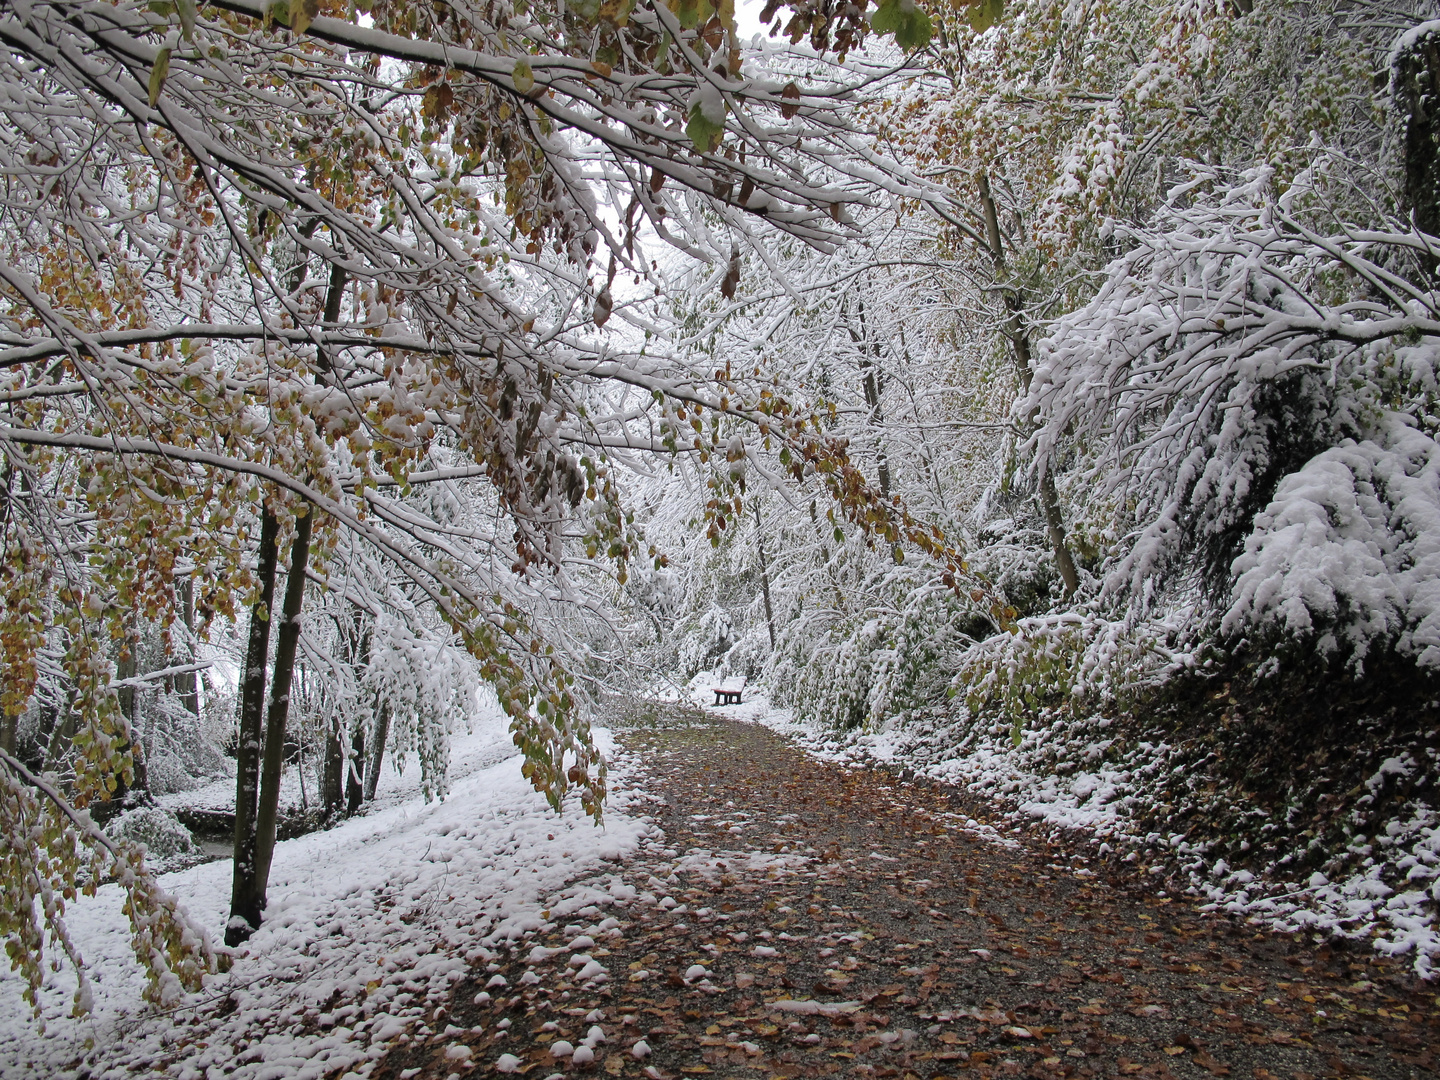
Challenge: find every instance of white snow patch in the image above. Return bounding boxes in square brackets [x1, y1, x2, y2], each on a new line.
[0, 725, 654, 1078]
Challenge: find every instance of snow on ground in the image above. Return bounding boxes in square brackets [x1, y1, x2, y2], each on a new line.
[694, 678, 1440, 980]
[0, 720, 658, 1079]
[156, 701, 522, 819]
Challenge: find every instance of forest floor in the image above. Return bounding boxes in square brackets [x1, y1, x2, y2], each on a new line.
[375, 702, 1436, 1080]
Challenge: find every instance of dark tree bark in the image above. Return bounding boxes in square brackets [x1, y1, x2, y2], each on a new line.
[346, 721, 365, 816]
[253, 509, 313, 904]
[754, 503, 777, 651]
[1396, 28, 1440, 241]
[847, 296, 891, 497]
[113, 647, 147, 799]
[364, 701, 390, 803]
[175, 577, 199, 718]
[226, 507, 280, 947]
[322, 716, 344, 819]
[978, 171, 1079, 597]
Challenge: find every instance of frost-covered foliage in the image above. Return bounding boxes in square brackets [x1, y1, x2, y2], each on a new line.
[365, 615, 484, 801]
[1026, 162, 1440, 673]
[106, 806, 203, 874]
[771, 570, 975, 731]
[1226, 409, 1440, 672]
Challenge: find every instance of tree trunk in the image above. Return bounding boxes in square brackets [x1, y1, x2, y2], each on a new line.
[176, 577, 199, 718]
[1038, 471, 1080, 598]
[849, 295, 891, 496]
[346, 720, 365, 816]
[1396, 30, 1440, 240]
[113, 647, 146, 799]
[43, 688, 78, 778]
[322, 716, 344, 818]
[226, 507, 280, 947]
[253, 508, 313, 905]
[364, 701, 389, 803]
[978, 171, 1079, 597]
[754, 503, 777, 651]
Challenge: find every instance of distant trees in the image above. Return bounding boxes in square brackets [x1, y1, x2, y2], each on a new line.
[646, 0, 1440, 741]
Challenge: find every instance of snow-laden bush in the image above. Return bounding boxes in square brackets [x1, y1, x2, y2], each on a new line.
[1225, 406, 1440, 673]
[771, 572, 976, 730]
[366, 614, 483, 801]
[956, 602, 1205, 742]
[106, 806, 202, 873]
[1025, 162, 1440, 674]
[673, 604, 736, 680]
[723, 624, 773, 681]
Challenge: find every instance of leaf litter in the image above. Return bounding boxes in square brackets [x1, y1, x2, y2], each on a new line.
[374, 706, 1436, 1080]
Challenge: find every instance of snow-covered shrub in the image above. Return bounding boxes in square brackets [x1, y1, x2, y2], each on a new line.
[366, 615, 482, 801]
[956, 603, 1204, 742]
[772, 573, 976, 730]
[106, 806, 202, 873]
[1225, 398, 1440, 674]
[965, 519, 1064, 620]
[723, 624, 773, 680]
[1025, 162, 1440, 675]
[139, 690, 230, 796]
[673, 604, 736, 680]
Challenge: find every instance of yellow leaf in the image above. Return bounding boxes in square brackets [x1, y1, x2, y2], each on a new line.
[513, 59, 535, 95]
[290, 0, 319, 35]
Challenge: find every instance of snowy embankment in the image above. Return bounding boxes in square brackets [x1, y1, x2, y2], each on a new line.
[689, 677, 1439, 982]
[0, 722, 658, 1079]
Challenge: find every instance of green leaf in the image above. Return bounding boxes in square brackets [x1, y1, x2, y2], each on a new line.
[686, 100, 725, 153]
[672, 0, 712, 30]
[148, 48, 171, 108]
[512, 58, 535, 95]
[870, 0, 932, 50]
[290, 0, 319, 34]
[968, 0, 1003, 31]
[176, 0, 196, 40]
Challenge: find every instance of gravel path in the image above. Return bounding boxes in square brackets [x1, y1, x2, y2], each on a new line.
[374, 705, 1436, 1080]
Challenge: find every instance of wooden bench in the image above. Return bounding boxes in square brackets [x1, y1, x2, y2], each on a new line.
[711, 676, 746, 706]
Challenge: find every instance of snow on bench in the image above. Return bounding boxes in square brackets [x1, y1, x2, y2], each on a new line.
[711, 676, 746, 706]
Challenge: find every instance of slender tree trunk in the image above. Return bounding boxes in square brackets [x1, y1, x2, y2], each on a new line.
[176, 577, 199, 718]
[849, 295, 891, 496]
[253, 509, 313, 904]
[345, 721, 365, 816]
[322, 716, 344, 818]
[1396, 32, 1440, 242]
[1038, 472, 1080, 597]
[114, 647, 146, 799]
[364, 701, 389, 803]
[41, 685, 77, 775]
[226, 507, 280, 947]
[754, 503, 777, 651]
[978, 172, 1079, 597]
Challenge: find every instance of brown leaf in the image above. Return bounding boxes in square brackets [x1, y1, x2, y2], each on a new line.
[780, 81, 801, 119]
[1193, 1049, 1230, 1076]
[593, 288, 612, 327]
